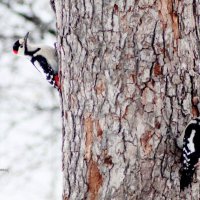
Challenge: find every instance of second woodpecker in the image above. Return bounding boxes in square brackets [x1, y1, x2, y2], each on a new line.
[180, 118, 200, 190]
[13, 32, 60, 90]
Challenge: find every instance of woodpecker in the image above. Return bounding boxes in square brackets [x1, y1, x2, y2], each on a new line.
[179, 117, 200, 190]
[13, 32, 60, 90]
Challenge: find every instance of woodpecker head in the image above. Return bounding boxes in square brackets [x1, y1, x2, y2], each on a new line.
[13, 32, 29, 56]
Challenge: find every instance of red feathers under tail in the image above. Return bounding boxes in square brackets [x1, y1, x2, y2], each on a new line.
[54, 74, 60, 91]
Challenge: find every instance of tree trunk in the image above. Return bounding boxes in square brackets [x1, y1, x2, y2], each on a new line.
[54, 0, 200, 199]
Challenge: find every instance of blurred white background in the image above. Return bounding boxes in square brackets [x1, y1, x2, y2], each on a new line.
[0, 0, 62, 199]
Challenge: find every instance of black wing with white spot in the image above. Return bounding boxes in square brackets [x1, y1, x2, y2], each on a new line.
[180, 118, 200, 190]
[31, 55, 58, 87]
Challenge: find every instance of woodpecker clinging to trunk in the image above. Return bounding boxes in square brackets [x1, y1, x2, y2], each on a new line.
[179, 117, 200, 190]
[177, 97, 200, 191]
[13, 32, 60, 90]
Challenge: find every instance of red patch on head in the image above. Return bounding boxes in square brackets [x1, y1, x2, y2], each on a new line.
[13, 50, 18, 54]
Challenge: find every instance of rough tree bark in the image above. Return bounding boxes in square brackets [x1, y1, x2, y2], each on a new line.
[54, 0, 200, 199]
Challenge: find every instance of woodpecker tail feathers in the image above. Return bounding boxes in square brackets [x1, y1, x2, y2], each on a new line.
[180, 168, 194, 191]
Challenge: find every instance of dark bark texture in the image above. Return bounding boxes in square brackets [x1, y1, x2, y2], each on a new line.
[54, 0, 200, 199]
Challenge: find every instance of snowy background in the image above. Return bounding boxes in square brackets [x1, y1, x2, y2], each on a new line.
[0, 1, 62, 199]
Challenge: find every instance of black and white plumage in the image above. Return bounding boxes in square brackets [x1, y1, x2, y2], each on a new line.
[180, 117, 200, 190]
[13, 32, 60, 90]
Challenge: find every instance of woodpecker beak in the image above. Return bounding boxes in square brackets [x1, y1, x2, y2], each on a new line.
[23, 32, 30, 53]
[24, 32, 30, 42]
